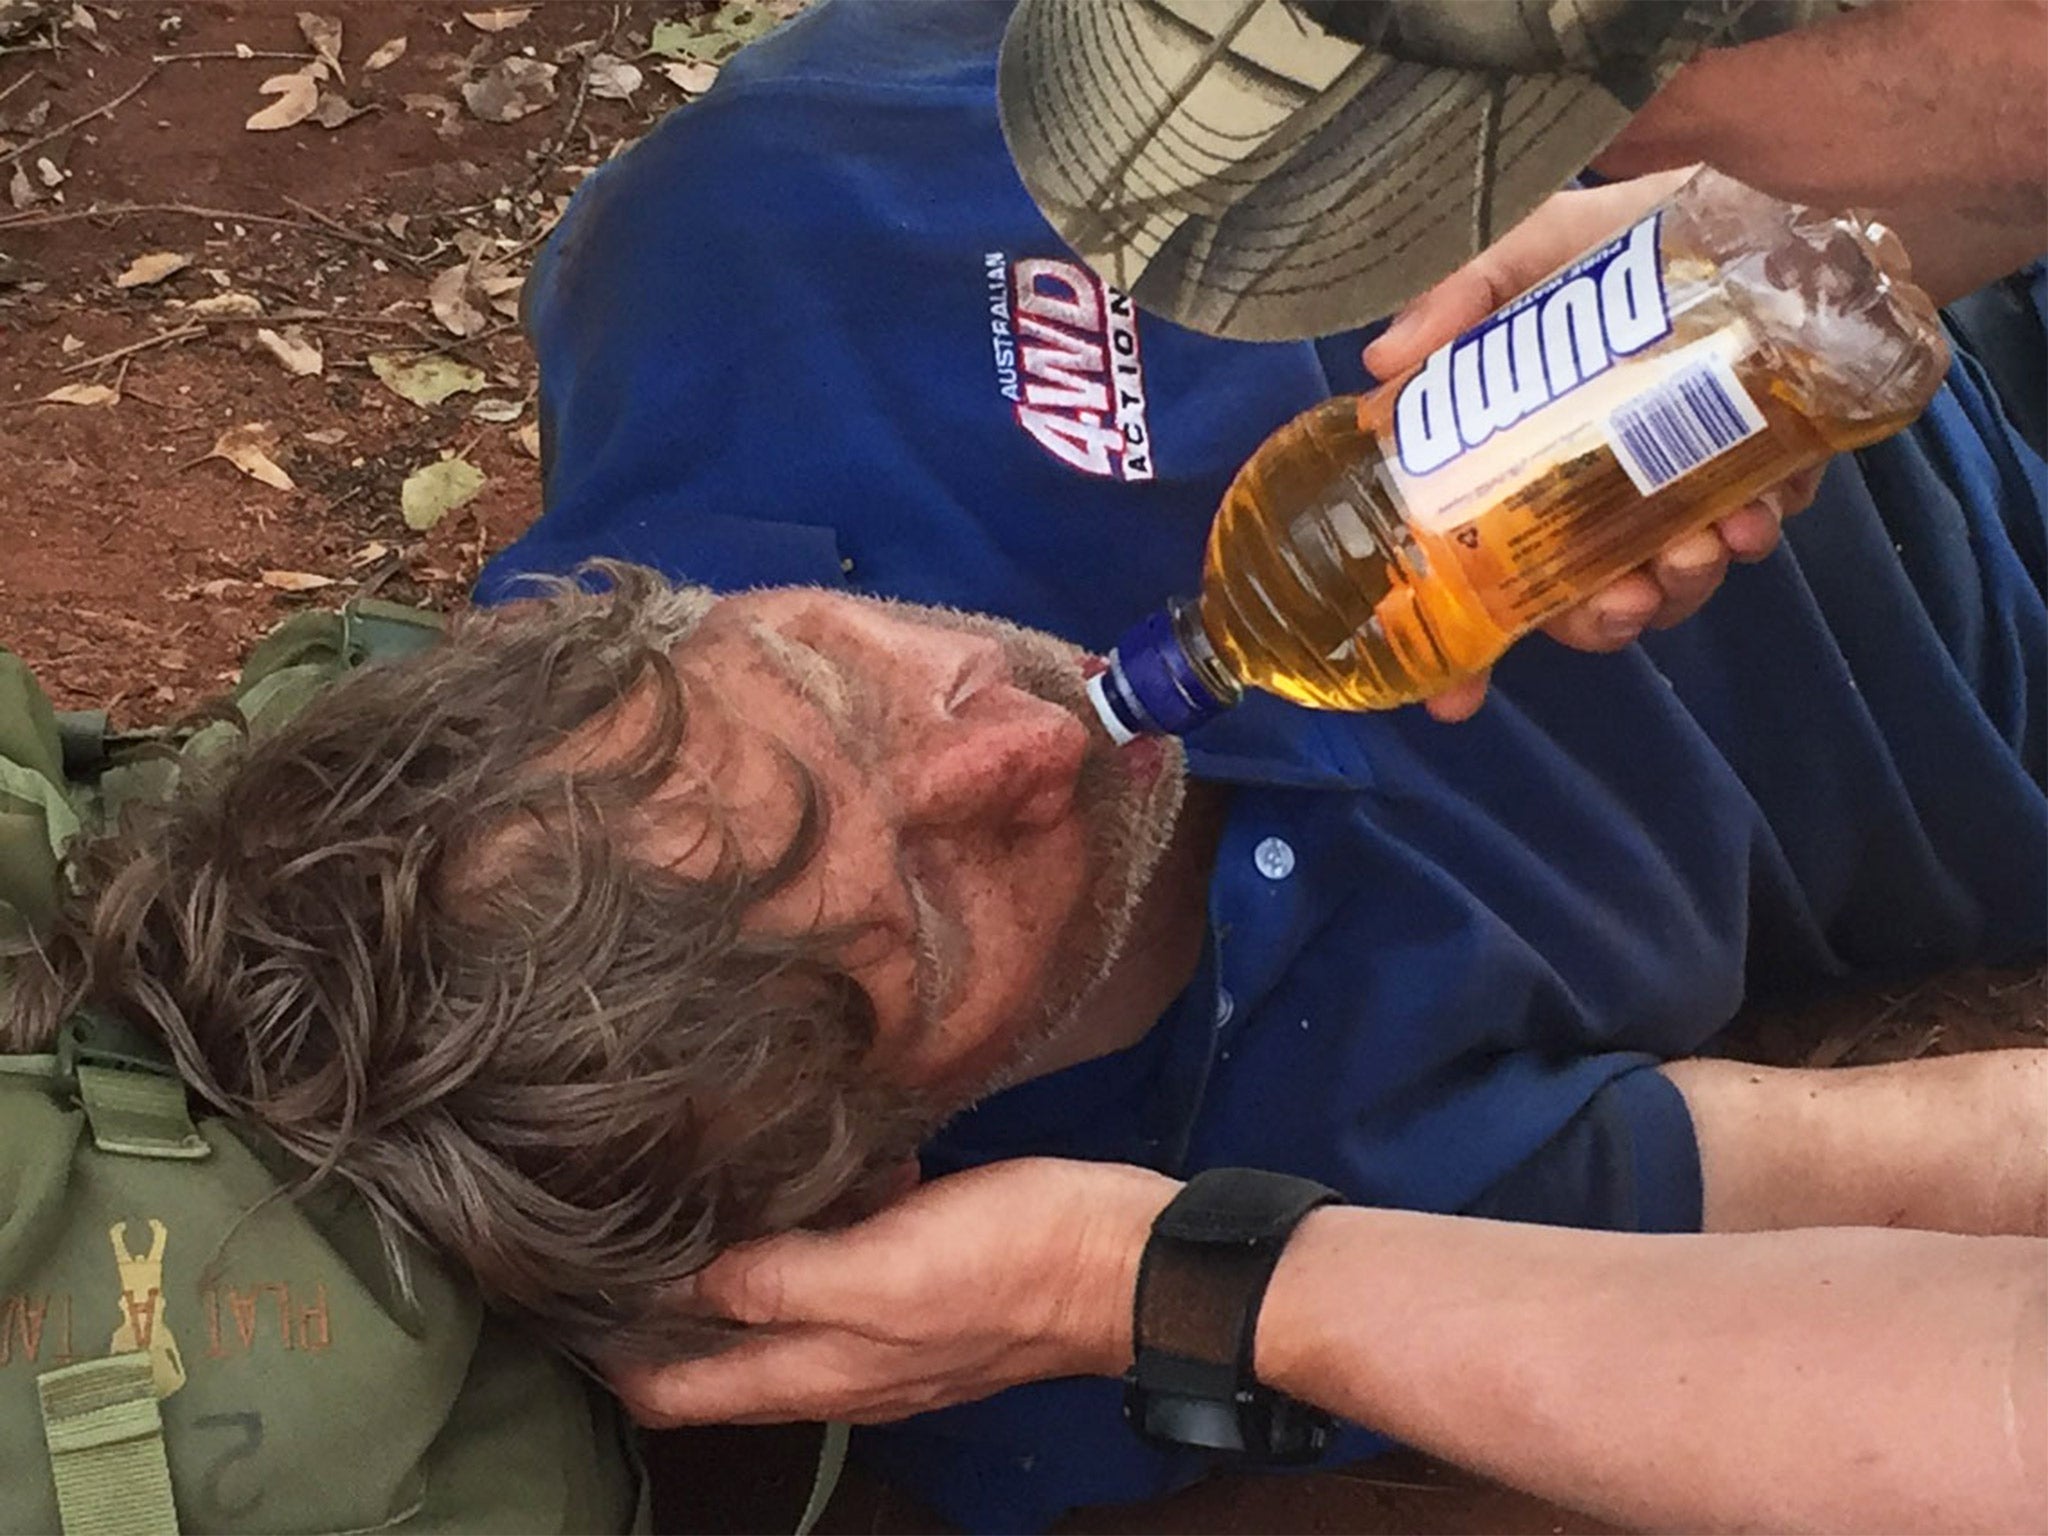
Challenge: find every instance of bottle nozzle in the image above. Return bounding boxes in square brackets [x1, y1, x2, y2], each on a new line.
[1090, 605, 1236, 739]
[1086, 670, 1142, 745]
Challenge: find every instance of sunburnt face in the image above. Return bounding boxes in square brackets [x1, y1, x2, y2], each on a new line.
[607, 588, 1186, 1106]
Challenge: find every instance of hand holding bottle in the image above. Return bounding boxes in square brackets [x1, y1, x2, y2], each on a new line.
[1088, 168, 1945, 744]
[1362, 169, 1825, 723]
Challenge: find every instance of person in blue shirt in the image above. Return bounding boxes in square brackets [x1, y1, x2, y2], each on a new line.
[486, 1, 2043, 1527]
[16, 3, 2037, 1533]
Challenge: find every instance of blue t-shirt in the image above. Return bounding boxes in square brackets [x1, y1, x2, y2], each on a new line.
[480, 3, 2048, 1528]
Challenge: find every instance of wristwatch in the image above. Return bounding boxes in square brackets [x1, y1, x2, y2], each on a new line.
[1122, 1167, 1339, 1462]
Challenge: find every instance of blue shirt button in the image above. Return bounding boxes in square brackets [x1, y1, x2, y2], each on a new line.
[1253, 836, 1296, 880]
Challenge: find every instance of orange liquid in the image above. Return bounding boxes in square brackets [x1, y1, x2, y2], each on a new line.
[1193, 353, 1920, 713]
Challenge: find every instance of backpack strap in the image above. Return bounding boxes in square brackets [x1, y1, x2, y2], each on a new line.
[793, 1421, 849, 1536]
[36, 1354, 182, 1536]
[53, 1012, 209, 1162]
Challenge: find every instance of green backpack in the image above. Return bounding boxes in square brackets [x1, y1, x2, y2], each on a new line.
[0, 602, 647, 1536]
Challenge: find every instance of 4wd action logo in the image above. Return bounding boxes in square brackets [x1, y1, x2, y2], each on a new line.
[986, 252, 1153, 481]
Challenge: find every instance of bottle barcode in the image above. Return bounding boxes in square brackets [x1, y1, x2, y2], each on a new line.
[1606, 352, 1766, 495]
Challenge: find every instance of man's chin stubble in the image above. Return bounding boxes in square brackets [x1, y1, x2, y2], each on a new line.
[966, 732, 1188, 1101]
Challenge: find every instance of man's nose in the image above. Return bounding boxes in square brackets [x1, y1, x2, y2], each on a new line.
[892, 688, 1087, 832]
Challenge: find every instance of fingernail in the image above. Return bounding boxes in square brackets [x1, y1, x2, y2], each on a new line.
[1373, 309, 1419, 355]
[1597, 611, 1644, 643]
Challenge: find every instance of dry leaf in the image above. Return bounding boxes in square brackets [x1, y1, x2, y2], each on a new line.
[7, 163, 36, 210]
[207, 423, 295, 491]
[113, 250, 191, 289]
[401, 457, 486, 531]
[255, 325, 323, 377]
[461, 7, 531, 32]
[461, 56, 555, 123]
[33, 155, 65, 188]
[40, 382, 119, 406]
[296, 12, 343, 78]
[186, 291, 263, 317]
[650, 5, 785, 66]
[647, 18, 698, 59]
[59, 333, 82, 353]
[233, 41, 254, 59]
[478, 269, 523, 320]
[68, 3, 95, 35]
[369, 351, 487, 407]
[260, 569, 337, 592]
[246, 68, 321, 131]
[658, 60, 719, 95]
[303, 426, 349, 446]
[364, 34, 406, 71]
[585, 53, 641, 101]
[427, 261, 488, 338]
[346, 540, 393, 567]
[311, 90, 367, 129]
[515, 420, 541, 459]
[469, 396, 523, 423]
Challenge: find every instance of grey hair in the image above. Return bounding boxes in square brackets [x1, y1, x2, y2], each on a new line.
[2, 562, 930, 1361]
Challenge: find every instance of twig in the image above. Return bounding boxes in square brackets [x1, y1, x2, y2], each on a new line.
[451, 425, 491, 463]
[1803, 985, 1924, 1070]
[531, 4, 619, 189]
[501, 213, 564, 263]
[427, 1, 623, 227]
[61, 324, 203, 374]
[0, 71, 33, 112]
[168, 309, 428, 330]
[0, 64, 159, 170]
[0, 200, 420, 268]
[315, 483, 367, 521]
[355, 546, 407, 601]
[281, 194, 424, 273]
[152, 50, 318, 65]
[406, 317, 516, 360]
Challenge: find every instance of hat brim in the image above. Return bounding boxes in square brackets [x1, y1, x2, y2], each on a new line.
[998, 0, 1726, 341]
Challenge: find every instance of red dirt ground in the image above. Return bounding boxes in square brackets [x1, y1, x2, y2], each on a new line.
[2, 4, 2039, 1533]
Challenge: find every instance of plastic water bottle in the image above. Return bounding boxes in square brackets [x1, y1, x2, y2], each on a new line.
[1087, 168, 1950, 740]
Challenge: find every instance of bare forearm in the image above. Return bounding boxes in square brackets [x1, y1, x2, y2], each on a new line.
[1596, 0, 2048, 305]
[1255, 1210, 2048, 1533]
[1666, 1050, 2048, 1236]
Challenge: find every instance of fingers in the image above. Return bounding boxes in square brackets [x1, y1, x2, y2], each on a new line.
[1365, 170, 1698, 382]
[1543, 567, 1667, 652]
[1715, 500, 1786, 563]
[1364, 264, 1509, 381]
[691, 1226, 914, 1330]
[1542, 496, 1792, 654]
[1644, 526, 1732, 629]
[1424, 672, 1491, 722]
[614, 1329, 937, 1428]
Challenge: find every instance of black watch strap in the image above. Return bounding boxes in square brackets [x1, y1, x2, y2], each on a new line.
[1125, 1168, 1339, 1462]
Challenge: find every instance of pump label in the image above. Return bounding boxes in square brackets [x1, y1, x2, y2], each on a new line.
[1394, 214, 1671, 479]
[983, 252, 1154, 482]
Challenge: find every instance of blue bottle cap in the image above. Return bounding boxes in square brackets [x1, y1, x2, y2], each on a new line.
[1088, 608, 1231, 740]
